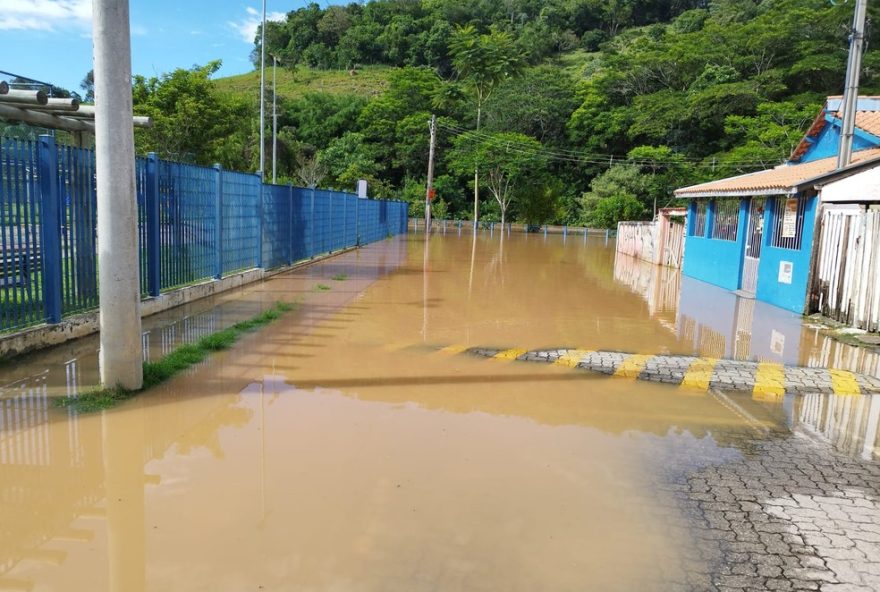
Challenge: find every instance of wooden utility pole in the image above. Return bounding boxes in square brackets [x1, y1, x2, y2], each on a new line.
[93, 0, 143, 389]
[425, 114, 436, 233]
[838, 0, 868, 169]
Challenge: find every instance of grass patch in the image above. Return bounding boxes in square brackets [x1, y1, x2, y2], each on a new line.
[314, 283, 331, 291]
[213, 65, 391, 101]
[56, 300, 296, 413]
[331, 273, 348, 281]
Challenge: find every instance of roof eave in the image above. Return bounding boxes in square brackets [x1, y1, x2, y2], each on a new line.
[793, 154, 880, 192]
[674, 187, 798, 199]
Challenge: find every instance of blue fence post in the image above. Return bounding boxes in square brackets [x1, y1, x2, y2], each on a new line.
[37, 135, 63, 324]
[287, 183, 293, 265]
[310, 186, 315, 257]
[342, 193, 348, 248]
[355, 196, 360, 246]
[145, 153, 161, 297]
[328, 191, 333, 253]
[213, 163, 223, 279]
[257, 176, 264, 268]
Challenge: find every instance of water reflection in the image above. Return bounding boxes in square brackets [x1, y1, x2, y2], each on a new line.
[0, 239, 408, 402]
[792, 393, 880, 460]
[613, 252, 880, 375]
[0, 235, 878, 591]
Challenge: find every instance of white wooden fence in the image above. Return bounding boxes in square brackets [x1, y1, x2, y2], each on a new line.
[616, 208, 686, 268]
[811, 206, 880, 330]
[616, 222, 656, 262]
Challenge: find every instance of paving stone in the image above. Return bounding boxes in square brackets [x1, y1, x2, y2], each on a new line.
[467, 347, 880, 395]
[460, 345, 880, 591]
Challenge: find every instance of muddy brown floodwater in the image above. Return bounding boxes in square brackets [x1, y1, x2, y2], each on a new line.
[1, 232, 879, 592]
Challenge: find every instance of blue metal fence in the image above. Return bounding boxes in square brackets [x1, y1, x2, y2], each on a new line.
[0, 138, 45, 331]
[158, 160, 217, 290]
[57, 143, 98, 315]
[0, 135, 408, 333]
[221, 168, 261, 275]
[262, 184, 292, 270]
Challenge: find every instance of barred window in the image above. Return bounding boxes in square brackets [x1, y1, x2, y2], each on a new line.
[770, 196, 805, 250]
[692, 200, 707, 237]
[711, 199, 739, 241]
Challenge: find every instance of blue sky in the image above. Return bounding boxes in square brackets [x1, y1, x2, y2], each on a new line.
[0, 0, 321, 93]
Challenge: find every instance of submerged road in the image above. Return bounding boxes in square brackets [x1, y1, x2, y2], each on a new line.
[0, 232, 879, 591]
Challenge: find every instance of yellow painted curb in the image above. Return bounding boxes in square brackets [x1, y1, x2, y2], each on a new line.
[614, 354, 653, 378]
[493, 348, 529, 362]
[753, 362, 785, 397]
[829, 369, 861, 396]
[555, 349, 593, 368]
[681, 357, 718, 391]
[438, 344, 470, 356]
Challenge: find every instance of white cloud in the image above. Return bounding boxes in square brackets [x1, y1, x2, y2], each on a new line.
[0, 0, 91, 31]
[228, 6, 285, 44]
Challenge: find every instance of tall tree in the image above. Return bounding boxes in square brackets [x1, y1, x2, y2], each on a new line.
[448, 25, 523, 223]
[80, 70, 95, 103]
[448, 132, 548, 228]
[132, 61, 250, 168]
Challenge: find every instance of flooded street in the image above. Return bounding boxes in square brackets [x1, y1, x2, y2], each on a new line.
[2, 232, 880, 591]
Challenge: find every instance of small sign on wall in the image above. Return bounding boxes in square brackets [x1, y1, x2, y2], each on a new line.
[781, 198, 798, 238]
[357, 179, 368, 199]
[778, 260, 793, 284]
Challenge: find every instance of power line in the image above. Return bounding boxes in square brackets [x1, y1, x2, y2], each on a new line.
[438, 121, 782, 167]
[437, 120, 781, 164]
[435, 121, 784, 169]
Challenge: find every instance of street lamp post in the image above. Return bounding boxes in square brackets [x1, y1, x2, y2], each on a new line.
[259, 0, 267, 181]
[272, 55, 278, 185]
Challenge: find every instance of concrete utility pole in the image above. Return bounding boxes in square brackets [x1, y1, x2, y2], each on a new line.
[272, 55, 278, 184]
[838, 0, 868, 169]
[425, 114, 436, 233]
[92, 0, 143, 389]
[474, 107, 481, 227]
[259, 0, 267, 180]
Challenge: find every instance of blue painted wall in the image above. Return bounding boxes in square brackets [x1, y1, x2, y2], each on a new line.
[800, 118, 878, 163]
[682, 198, 749, 292]
[754, 195, 818, 314]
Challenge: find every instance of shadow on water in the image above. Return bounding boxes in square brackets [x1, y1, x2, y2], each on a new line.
[612, 250, 880, 375]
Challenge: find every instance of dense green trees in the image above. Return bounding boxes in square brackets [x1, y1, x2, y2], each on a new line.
[122, 0, 880, 229]
[132, 62, 251, 168]
[258, 0, 706, 71]
[448, 132, 549, 226]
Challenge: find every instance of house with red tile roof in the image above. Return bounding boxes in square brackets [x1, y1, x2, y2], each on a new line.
[674, 97, 880, 314]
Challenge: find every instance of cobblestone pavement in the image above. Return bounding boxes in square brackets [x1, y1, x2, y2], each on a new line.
[658, 418, 880, 592]
[462, 347, 880, 395]
[457, 346, 880, 590]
